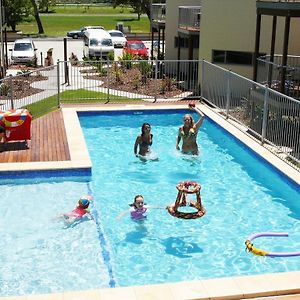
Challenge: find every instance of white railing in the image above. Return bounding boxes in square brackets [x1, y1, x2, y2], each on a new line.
[202, 60, 300, 169]
[1, 59, 299, 171]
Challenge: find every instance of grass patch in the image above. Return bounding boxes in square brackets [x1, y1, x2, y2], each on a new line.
[52, 5, 133, 15]
[59, 88, 140, 102]
[24, 89, 141, 119]
[24, 94, 59, 119]
[17, 15, 150, 37]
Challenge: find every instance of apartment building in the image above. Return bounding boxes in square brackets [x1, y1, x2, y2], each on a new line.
[163, 0, 300, 79]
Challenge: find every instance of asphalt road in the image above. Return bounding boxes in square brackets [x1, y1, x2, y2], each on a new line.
[7, 38, 152, 68]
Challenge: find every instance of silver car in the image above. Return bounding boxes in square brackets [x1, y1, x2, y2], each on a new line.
[108, 30, 127, 48]
[10, 38, 37, 65]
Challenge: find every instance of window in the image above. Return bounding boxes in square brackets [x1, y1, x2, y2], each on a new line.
[212, 50, 266, 65]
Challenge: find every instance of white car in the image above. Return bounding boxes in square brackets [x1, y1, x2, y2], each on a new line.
[108, 30, 127, 48]
[10, 38, 37, 65]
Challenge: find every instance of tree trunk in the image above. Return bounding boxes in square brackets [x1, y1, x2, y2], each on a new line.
[31, 0, 44, 34]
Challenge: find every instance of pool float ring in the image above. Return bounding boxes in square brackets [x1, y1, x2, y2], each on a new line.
[0, 109, 27, 128]
[245, 232, 300, 257]
[167, 181, 205, 219]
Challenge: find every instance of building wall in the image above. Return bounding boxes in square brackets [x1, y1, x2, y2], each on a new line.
[165, 0, 200, 60]
[199, 0, 300, 78]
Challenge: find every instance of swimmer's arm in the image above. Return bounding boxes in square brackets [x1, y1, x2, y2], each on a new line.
[116, 209, 130, 220]
[193, 107, 205, 130]
[86, 211, 95, 221]
[149, 134, 153, 146]
[176, 128, 181, 150]
[147, 205, 168, 209]
[134, 136, 140, 156]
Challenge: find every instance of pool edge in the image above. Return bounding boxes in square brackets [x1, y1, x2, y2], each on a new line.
[1, 103, 300, 300]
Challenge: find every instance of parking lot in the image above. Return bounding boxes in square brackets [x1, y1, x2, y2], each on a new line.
[7, 38, 152, 68]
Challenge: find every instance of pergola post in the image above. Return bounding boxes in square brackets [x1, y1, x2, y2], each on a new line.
[253, 13, 262, 81]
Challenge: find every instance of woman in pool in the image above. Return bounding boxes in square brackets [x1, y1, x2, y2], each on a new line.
[134, 123, 153, 157]
[176, 104, 205, 155]
[60, 195, 94, 225]
[117, 195, 164, 221]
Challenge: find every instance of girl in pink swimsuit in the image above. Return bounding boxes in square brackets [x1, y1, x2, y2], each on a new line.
[62, 195, 93, 225]
[117, 195, 166, 221]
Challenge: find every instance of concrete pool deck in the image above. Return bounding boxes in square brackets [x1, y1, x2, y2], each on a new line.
[1, 103, 300, 300]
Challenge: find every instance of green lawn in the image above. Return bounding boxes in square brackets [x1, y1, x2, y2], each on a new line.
[52, 4, 134, 15]
[24, 89, 141, 119]
[16, 4, 150, 37]
[17, 15, 150, 37]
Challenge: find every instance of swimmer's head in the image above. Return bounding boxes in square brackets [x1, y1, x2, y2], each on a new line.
[78, 195, 93, 208]
[141, 123, 151, 135]
[129, 194, 146, 208]
[183, 114, 194, 126]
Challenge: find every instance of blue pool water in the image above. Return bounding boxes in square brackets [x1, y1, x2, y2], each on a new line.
[1, 109, 300, 296]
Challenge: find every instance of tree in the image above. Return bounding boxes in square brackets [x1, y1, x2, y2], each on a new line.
[30, 0, 44, 34]
[112, 0, 151, 21]
[3, 0, 32, 32]
[38, 0, 56, 13]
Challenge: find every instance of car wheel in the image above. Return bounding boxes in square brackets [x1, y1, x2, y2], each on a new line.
[73, 34, 78, 39]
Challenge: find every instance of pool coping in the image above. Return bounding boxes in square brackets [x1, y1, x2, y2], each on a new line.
[1, 103, 300, 300]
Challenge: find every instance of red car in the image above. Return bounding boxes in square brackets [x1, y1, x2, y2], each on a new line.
[123, 40, 149, 59]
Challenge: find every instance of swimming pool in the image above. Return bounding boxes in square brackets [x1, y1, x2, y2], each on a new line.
[1, 108, 300, 296]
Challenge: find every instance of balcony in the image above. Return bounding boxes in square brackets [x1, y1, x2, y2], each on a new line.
[151, 3, 166, 28]
[257, 0, 300, 16]
[257, 54, 300, 99]
[178, 6, 201, 34]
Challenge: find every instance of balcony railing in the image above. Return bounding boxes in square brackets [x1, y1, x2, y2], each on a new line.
[178, 6, 201, 32]
[151, 4, 166, 24]
[257, 55, 300, 99]
[257, 0, 300, 2]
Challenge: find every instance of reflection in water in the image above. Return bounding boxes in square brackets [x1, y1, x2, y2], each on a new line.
[124, 223, 148, 245]
[161, 236, 203, 258]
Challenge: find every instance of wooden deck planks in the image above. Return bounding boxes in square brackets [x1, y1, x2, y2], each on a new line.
[0, 109, 70, 163]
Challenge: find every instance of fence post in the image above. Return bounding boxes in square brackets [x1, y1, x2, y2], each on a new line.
[154, 58, 158, 102]
[57, 60, 60, 108]
[9, 75, 14, 109]
[225, 70, 231, 119]
[261, 84, 269, 145]
[201, 59, 205, 102]
[107, 60, 110, 103]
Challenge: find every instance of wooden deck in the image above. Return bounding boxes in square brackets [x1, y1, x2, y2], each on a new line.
[0, 109, 70, 163]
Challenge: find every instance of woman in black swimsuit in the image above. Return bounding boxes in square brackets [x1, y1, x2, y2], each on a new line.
[134, 123, 153, 156]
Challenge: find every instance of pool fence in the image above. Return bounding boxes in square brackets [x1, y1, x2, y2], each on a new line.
[0, 59, 299, 171]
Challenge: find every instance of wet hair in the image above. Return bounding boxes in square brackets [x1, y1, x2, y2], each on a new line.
[183, 114, 195, 127]
[78, 198, 90, 209]
[129, 194, 147, 208]
[141, 123, 151, 136]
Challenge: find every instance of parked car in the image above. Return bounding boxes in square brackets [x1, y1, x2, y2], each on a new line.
[123, 40, 149, 59]
[107, 30, 127, 48]
[83, 29, 114, 59]
[67, 26, 105, 39]
[9, 38, 37, 65]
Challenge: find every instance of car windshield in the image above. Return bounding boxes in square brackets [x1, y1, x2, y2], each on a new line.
[129, 43, 145, 50]
[110, 32, 124, 37]
[101, 39, 113, 46]
[14, 43, 33, 51]
[90, 39, 100, 46]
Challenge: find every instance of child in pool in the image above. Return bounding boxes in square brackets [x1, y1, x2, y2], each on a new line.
[117, 195, 165, 221]
[61, 195, 94, 225]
